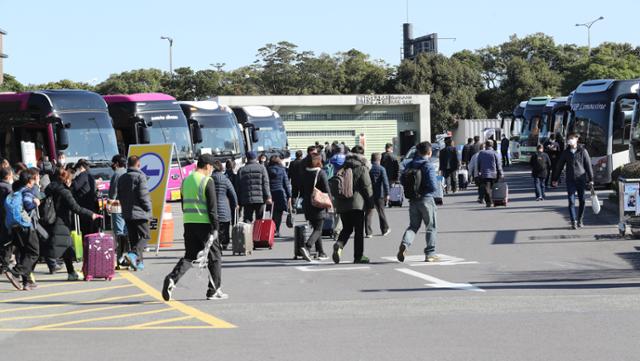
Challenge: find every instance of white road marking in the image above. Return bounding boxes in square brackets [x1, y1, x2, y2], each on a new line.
[396, 268, 485, 292]
[295, 266, 371, 272]
[381, 254, 479, 267]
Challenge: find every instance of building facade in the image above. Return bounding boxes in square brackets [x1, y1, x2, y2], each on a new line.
[214, 94, 430, 156]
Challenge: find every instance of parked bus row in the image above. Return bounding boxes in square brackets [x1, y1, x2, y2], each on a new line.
[0, 90, 289, 200]
[500, 78, 640, 185]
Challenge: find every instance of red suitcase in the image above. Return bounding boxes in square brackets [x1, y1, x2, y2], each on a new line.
[253, 213, 275, 249]
[82, 232, 116, 281]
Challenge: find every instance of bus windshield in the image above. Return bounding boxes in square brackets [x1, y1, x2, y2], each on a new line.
[60, 112, 119, 164]
[141, 111, 193, 161]
[251, 117, 287, 152]
[570, 102, 609, 157]
[198, 114, 242, 156]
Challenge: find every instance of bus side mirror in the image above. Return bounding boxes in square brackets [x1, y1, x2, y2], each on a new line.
[251, 128, 259, 143]
[191, 121, 203, 144]
[56, 126, 69, 150]
[138, 124, 150, 144]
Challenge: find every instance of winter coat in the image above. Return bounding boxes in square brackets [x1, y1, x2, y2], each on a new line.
[0, 181, 11, 241]
[43, 181, 94, 259]
[381, 151, 400, 183]
[478, 148, 503, 180]
[530, 152, 552, 179]
[117, 168, 152, 221]
[108, 167, 126, 200]
[500, 138, 510, 153]
[212, 171, 238, 223]
[333, 154, 373, 213]
[288, 158, 304, 192]
[237, 160, 271, 205]
[461, 144, 474, 164]
[439, 146, 459, 173]
[370, 163, 390, 200]
[72, 171, 97, 212]
[301, 167, 331, 221]
[554, 146, 593, 184]
[268, 163, 291, 213]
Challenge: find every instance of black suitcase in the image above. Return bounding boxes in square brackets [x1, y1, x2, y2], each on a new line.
[322, 213, 335, 237]
[492, 181, 509, 206]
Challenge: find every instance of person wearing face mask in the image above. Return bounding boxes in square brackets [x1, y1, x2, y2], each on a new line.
[162, 154, 226, 301]
[108, 155, 129, 268]
[552, 133, 594, 229]
[56, 151, 66, 167]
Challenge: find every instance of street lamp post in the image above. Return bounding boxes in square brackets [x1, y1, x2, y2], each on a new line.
[575, 16, 604, 55]
[160, 36, 174, 76]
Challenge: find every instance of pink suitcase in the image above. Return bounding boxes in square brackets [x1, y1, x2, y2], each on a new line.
[82, 232, 116, 281]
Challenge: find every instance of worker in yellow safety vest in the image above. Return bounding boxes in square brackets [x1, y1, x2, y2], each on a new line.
[162, 154, 227, 301]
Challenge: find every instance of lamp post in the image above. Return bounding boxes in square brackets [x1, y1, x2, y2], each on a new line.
[575, 16, 604, 55]
[160, 36, 174, 76]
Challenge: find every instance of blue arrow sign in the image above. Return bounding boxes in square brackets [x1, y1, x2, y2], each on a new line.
[141, 164, 161, 177]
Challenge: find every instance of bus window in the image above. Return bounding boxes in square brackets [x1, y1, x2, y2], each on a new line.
[613, 99, 636, 153]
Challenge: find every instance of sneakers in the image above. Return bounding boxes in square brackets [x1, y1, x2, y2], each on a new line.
[365, 234, 373, 239]
[206, 288, 229, 300]
[125, 253, 138, 271]
[49, 263, 62, 274]
[397, 244, 407, 263]
[354, 256, 370, 264]
[425, 255, 441, 263]
[300, 247, 313, 262]
[577, 220, 584, 228]
[317, 253, 329, 261]
[382, 230, 391, 237]
[22, 282, 38, 291]
[67, 272, 80, 281]
[136, 262, 145, 271]
[4, 270, 23, 290]
[332, 243, 342, 264]
[571, 221, 577, 230]
[162, 277, 175, 301]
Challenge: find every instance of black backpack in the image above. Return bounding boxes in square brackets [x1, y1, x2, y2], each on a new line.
[39, 195, 57, 226]
[402, 166, 423, 200]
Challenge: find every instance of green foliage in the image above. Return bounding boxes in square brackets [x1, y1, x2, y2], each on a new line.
[25, 79, 96, 91]
[0, 73, 24, 92]
[96, 68, 168, 95]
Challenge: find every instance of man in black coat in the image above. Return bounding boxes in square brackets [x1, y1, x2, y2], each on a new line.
[72, 159, 97, 235]
[288, 150, 304, 199]
[381, 143, 400, 183]
[500, 135, 510, 167]
[0, 167, 14, 273]
[439, 139, 460, 193]
[461, 138, 474, 165]
[530, 144, 552, 201]
[237, 151, 272, 222]
[118, 155, 152, 270]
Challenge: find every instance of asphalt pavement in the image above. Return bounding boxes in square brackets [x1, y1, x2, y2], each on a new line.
[2, 164, 640, 361]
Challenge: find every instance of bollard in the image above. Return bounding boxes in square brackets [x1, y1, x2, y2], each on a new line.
[160, 204, 174, 248]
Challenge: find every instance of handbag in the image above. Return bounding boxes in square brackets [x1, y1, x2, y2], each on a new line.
[311, 170, 333, 209]
[590, 184, 601, 215]
[286, 212, 294, 228]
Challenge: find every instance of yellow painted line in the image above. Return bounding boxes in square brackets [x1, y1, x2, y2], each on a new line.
[0, 293, 147, 314]
[36, 277, 123, 289]
[29, 307, 174, 330]
[0, 284, 134, 303]
[0, 303, 151, 322]
[127, 315, 193, 329]
[119, 271, 236, 329]
[0, 325, 219, 332]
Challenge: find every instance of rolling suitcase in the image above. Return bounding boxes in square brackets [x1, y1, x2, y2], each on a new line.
[492, 180, 509, 206]
[389, 182, 404, 207]
[434, 175, 445, 205]
[458, 169, 469, 190]
[253, 212, 276, 249]
[232, 211, 253, 255]
[82, 232, 116, 281]
[293, 224, 310, 260]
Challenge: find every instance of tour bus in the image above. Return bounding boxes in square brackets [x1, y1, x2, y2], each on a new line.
[231, 106, 290, 167]
[178, 101, 246, 171]
[567, 79, 640, 185]
[104, 93, 197, 201]
[542, 96, 571, 148]
[500, 100, 526, 160]
[518, 96, 552, 160]
[0, 90, 118, 195]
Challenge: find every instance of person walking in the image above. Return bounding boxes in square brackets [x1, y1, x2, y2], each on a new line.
[299, 153, 330, 261]
[472, 135, 482, 155]
[530, 144, 552, 201]
[267, 155, 291, 237]
[237, 151, 272, 222]
[44, 168, 102, 281]
[544, 134, 560, 187]
[500, 135, 510, 167]
[477, 140, 503, 207]
[72, 159, 97, 235]
[552, 133, 594, 229]
[117, 155, 152, 271]
[381, 143, 400, 183]
[397, 141, 439, 263]
[108, 155, 129, 268]
[0, 167, 14, 273]
[331, 146, 373, 264]
[366, 153, 390, 238]
[4, 169, 41, 290]
[162, 154, 227, 301]
[468, 143, 486, 204]
[461, 138, 474, 165]
[212, 161, 238, 251]
[439, 139, 459, 193]
[329, 144, 346, 173]
[288, 150, 304, 200]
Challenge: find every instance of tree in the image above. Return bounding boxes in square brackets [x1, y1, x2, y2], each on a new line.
[0, 74, 24, 92]
[336, 49, 392, 94]
[26, 79, 95, 91]
[255, 41, 300, 95]
[96, 68, 168, 95]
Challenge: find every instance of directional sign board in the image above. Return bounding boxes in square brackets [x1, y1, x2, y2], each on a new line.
[128, 144, 173, 249]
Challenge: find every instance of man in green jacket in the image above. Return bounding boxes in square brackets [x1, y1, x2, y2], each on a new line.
[331, 145, 374, 264]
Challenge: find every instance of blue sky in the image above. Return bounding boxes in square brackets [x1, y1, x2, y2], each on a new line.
[1, 0, 638, 84]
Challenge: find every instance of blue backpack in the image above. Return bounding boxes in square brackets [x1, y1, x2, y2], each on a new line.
[5, 189, 30, 229]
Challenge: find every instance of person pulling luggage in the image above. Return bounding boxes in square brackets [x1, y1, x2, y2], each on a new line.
[162, 154, 227, 301]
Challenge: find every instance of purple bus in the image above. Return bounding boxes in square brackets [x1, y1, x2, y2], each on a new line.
[0, 90, 118, 195]
[103, 93, 197, 201]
